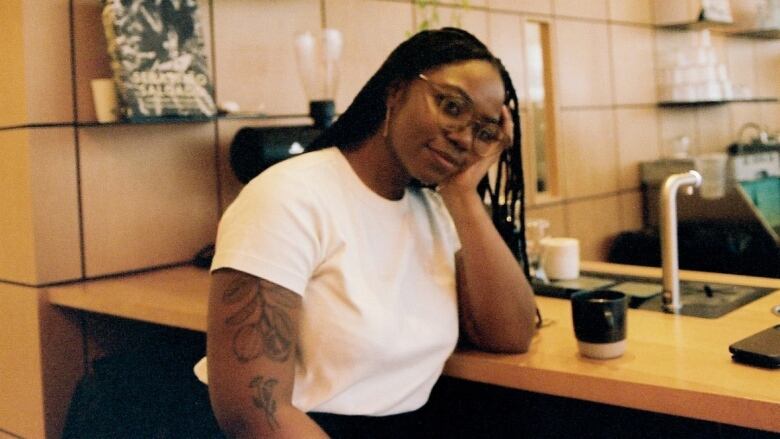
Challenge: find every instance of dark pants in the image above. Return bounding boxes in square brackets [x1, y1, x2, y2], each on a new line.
[62, 349, 456, 438]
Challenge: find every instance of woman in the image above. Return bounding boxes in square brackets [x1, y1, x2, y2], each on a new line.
[202, 27, 538, 438]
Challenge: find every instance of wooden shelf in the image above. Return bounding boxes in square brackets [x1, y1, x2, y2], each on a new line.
[656, 18, 734, 31]
[658, 97, 779, 108]
[0, 113, 312, 131]
[730, 28, 780, 39]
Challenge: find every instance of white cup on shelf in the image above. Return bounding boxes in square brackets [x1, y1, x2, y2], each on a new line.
[91, 78, 119, 123]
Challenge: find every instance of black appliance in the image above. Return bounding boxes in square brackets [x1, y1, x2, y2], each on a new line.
[229, 125, 322, 184]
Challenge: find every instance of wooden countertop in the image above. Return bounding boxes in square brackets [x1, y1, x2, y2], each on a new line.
[46, 262, 780, 432]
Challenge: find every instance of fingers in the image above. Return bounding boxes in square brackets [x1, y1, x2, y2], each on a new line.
[501, 105, 514, 149]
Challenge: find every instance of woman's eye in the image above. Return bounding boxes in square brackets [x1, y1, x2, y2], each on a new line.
[438, 95, 469, 118]
[476, 124, 501, 142]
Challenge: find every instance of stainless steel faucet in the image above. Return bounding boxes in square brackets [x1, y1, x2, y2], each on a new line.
[660, 170, 702, 313]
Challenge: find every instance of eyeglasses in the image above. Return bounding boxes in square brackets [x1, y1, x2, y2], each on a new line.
[418, 74, 508, 157]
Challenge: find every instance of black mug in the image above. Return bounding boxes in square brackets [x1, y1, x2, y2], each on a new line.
[571, 290, 628, 359]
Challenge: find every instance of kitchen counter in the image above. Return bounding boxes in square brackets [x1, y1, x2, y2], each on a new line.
[45, 261, 780, 432]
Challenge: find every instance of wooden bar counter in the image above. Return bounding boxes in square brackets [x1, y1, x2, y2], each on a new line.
[46, 261, 780, 433]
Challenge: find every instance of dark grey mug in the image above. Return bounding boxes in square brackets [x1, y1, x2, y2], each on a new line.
[571, 290, 628, 359]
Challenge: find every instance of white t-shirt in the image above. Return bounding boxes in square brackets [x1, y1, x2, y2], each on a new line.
[196, 147, 461, 416]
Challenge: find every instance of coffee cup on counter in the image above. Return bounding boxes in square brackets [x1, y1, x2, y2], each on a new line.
[539, 237, 579, 280]
[571, 290, 628, 359]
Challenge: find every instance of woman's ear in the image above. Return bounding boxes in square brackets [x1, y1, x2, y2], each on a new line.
[385, 79, 408, 111]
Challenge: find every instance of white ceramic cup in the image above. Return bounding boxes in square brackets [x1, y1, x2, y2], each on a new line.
[540, 237, 580, 280]
[90, 78, 119, 123]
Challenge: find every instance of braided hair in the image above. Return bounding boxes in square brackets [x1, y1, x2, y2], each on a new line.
[309, 27, 530, 277]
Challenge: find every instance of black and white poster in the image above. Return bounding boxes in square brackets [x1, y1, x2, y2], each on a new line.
[102, 0, 217, 120]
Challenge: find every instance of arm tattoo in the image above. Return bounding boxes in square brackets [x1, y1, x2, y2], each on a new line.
[223, 276, 297, 363]
[249, 375, 280, 430]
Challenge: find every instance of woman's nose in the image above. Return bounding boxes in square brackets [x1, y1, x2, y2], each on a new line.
[443, 125, 474, 152]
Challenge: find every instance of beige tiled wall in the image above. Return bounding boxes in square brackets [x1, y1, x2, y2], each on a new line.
[556, 19, 614, 107]
[0, 283, 83, 439]
[78, 124, 219, 277]
[2, 0, 778, 283]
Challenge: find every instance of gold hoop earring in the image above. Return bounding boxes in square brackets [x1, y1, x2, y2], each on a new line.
[383, 107, 391, 137]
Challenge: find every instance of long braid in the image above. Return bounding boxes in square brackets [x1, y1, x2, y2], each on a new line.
[478, 62, 529, 279]
[502, 67, 529, 279]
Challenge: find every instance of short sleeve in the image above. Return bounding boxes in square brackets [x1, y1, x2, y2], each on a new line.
[210, 168, 323, 296]
[425, 189, 461, 253]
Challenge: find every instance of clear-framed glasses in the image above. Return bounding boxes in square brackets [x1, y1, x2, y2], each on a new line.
[418, 74, 508, 157]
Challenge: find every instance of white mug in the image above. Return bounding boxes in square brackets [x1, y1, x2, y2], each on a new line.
[540, 237, 580, 280]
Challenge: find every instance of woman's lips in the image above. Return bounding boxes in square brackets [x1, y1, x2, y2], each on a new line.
[426, 145, 462, 172]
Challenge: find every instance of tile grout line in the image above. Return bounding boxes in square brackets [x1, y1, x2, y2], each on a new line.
[604, 4, 625, 230]
[208, 0, 223, 216]
[69, 0, 88, 280]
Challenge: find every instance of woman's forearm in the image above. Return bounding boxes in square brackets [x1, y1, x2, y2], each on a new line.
[441, 190, 537, 352]
[213, 403, 328, 439]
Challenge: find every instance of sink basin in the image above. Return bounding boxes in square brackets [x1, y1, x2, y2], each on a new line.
[532, 273, 775, 318]
[630, 280, 773, 318]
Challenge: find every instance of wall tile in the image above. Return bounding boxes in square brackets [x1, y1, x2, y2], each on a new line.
[652, 0, 700, 25]
[754, 39, 780, 99]
[725, 37, 758, 97]
[555, 19, 613, 107]
[22, 0, 73, 124]
[436, 0, 488, 7]
[0, 1, 27, 128]
[326, 0, 413, 114]
[730, 0, 765, 29]
[760, 103, 780, 132]
[615, 107, 660, 190]
[489, 0, 552, 14]
[525, 203, 567, 237]
[28, 128, 82, 284]
[610, 24, 656, 105]
[653, 27, 692, 53]
[729, 102, 762, 138]
[79, 124, 219, 277]
[0, 129, 37, 284]
[696, 105, 732, 153]
[559, 108, 618, 198]
[213, 0, 320, 117]
[463, 8, 492, 43]
[414, 5, 490, 43]
[609, 0, 653, 24]
[658, 107, 697, 156]
[619, 190, 644, 231]
[565, 195, 622, 260]
[488, 12, 526, 105]
[554, 0, 608, 19]
[0, 284, 45, 439]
